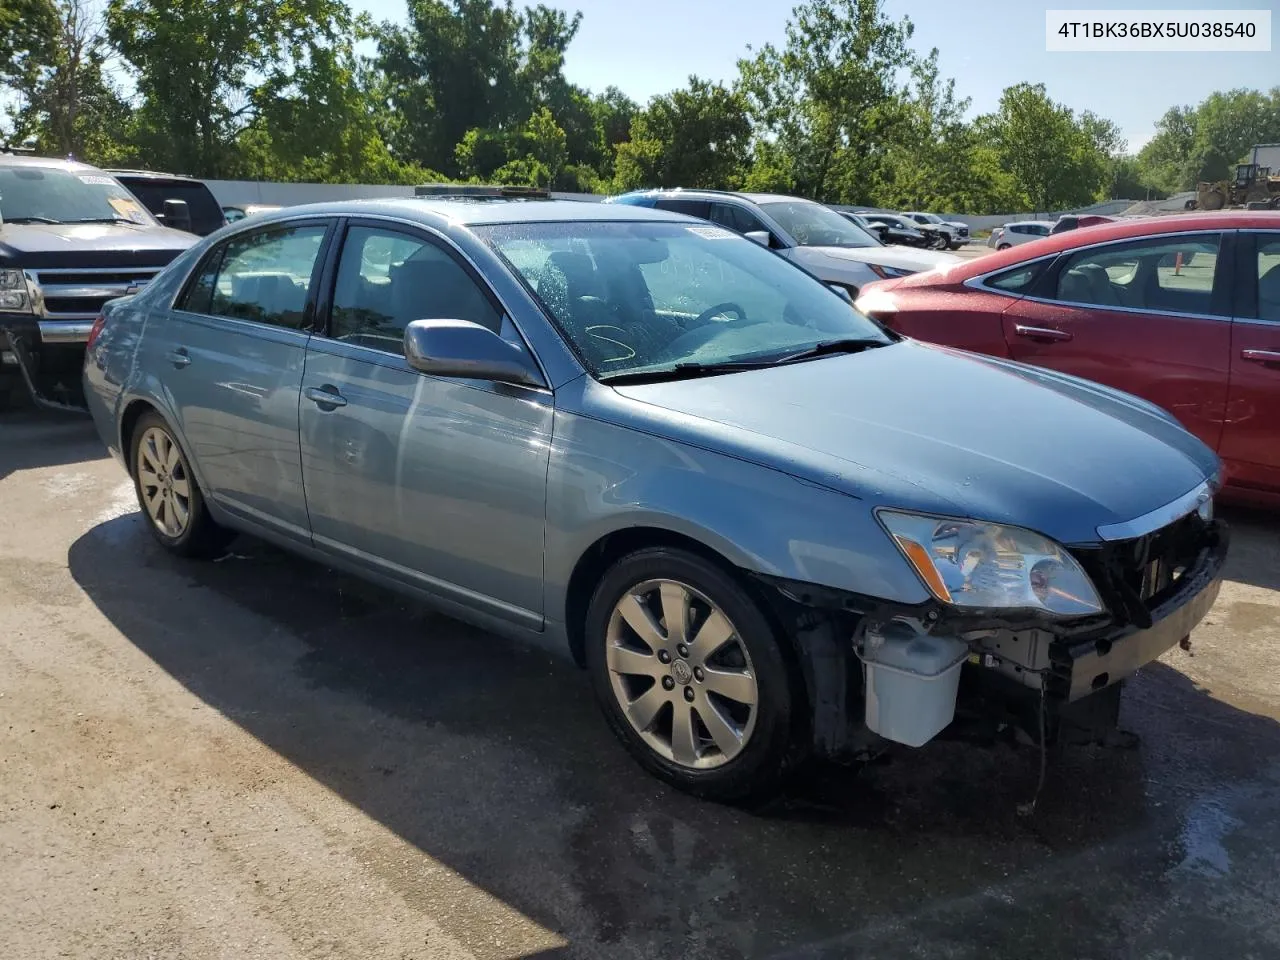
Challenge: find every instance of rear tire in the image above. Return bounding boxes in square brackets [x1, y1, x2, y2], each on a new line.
[584, 547, 804, 803]
[130, 411, 233, 559]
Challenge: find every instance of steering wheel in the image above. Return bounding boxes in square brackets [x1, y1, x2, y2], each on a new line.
[693, 301, 748, 326]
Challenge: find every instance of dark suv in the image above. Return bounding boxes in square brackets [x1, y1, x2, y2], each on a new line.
[105, 170, 227, 236]
[0, 154, 198, 409]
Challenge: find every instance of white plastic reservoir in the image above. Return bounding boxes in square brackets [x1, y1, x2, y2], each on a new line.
[861, 621, 968, 747]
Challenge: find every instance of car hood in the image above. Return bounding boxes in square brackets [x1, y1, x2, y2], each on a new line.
[0, 221, 196, 263]
[603, 340, 1219, 545]
[809, 244, 961, 273]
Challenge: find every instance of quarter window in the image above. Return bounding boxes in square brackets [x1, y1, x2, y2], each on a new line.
[329, 226, 502, 353]
[1053, 234, 1223, 316]
[202, 224, 329, 329]
[1259, 234, 1280, 322]
[984, 262, 1045, 293]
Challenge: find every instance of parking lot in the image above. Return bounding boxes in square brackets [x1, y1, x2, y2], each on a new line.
[2, 408, 1279, 959]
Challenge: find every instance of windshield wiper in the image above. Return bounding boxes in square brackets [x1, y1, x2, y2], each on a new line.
[600, 358, 781, 385]
[771, 337, 889, 365]
[65, 216, 138, 225]
[2, 216, 61, 224]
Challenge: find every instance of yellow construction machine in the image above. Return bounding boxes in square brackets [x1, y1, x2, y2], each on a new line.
[1192, 163, 1280, 210]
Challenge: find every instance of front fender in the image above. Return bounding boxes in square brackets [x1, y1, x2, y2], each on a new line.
[543, 408, 931, 627]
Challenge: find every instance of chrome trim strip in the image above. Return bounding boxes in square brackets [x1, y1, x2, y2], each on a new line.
[1096, 479, 1214, 541]
[39, 284, 134, 299]
[38, 320, 95, 343]
[30, 266, 164, 277]
[1013, 293, 1230, 323]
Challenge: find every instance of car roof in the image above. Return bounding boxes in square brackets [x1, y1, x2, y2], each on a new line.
[1007, 220, 1056, 227]
[0, 153, 102, 172]
[244, 196, 696, 228]
[902, 211, 1280, 285]
[104, 169, 207, 184]
[611, 188, 818, 207]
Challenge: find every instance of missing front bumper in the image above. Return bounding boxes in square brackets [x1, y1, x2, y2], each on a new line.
[756, 520, 1228, 753]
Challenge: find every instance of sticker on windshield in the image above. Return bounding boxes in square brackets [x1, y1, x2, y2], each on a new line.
[107, 196, 147, 222]
[78, 175, 115, 185]
[686, 225, 738, 240]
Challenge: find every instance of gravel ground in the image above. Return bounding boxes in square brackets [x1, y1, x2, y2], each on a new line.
[3, 409, 1279, 960]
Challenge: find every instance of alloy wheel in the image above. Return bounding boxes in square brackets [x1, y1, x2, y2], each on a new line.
[605, 578, 758, 769]
[137, 426, 192, 538]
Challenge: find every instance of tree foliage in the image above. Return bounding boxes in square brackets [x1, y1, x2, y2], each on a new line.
[0, 0, 1271, 213]
[1138, 88, 1280, 193]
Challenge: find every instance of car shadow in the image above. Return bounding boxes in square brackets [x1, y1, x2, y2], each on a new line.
[0, 408, 104, 482]
[1219, 505, 1280, 593]
[68, 514, 1280, 959]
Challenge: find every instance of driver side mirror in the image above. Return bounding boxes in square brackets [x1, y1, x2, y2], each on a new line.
[828, 284, 854, 304]
[403, 318, 545, 389]
[744, 230, 772, 248]
[160, 198, 193, 233]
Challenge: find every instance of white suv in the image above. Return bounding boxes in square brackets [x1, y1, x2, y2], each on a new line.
[900, 212, 970, 249]
[987, 220, 1054, 249]
[608, 190, 961, 297]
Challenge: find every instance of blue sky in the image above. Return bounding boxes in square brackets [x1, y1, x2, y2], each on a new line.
[349, 0, 1278, 150]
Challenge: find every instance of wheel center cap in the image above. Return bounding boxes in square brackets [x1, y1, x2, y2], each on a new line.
[670, 659, 693, 685]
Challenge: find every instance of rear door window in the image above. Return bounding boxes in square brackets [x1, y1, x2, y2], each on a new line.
[1053, 234, 1224, 316]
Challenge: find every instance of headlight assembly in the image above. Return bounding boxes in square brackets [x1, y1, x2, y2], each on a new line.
[0, 269, 32, 313]
[878, 510, 1103, 617]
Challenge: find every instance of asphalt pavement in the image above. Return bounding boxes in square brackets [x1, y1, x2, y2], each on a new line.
[3, 409, 1279, 960]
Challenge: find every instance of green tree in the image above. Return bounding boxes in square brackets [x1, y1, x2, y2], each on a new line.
[1139, 89, 1280, 193]
[613, 76, 751, 190]
[1137, 104, 1198, 193]
[737, 0, 916, 203]
[236, 13, 428, 184]
[1, 0, 57, 87]
[4, 0, 134, 164]
[977, 83, 1109, 212]
[377, 0, 592, 178]
[106, 0, 354, 177]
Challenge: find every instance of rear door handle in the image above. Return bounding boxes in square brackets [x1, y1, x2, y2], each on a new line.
[166, 348, 191, 368]
[1241, 348, 1280, 366]
[304, 385, 347, 409]
[1013, 324, 1073, 343]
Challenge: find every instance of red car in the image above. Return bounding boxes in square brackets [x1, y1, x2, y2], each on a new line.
[855, 212, 1280, 508]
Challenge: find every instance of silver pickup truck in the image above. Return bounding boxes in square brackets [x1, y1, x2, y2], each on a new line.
[0, 152, 197, 410]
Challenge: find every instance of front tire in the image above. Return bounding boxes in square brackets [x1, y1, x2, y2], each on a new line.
[130, 411, 232, 558]
[584, 547, 803, 803]
[997, 242, 1012, 250]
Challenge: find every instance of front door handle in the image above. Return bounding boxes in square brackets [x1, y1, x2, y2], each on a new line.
[1013, 324, 1073, 343]
[304, 385, 348, 409]
[1241, 348, 1280, 366]
[166, 347, 191, 368]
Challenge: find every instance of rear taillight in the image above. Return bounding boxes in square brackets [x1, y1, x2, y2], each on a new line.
[85, 313, 106, 350]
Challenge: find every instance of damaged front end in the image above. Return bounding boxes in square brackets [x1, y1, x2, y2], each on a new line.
[753, 501, 1229, 758]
